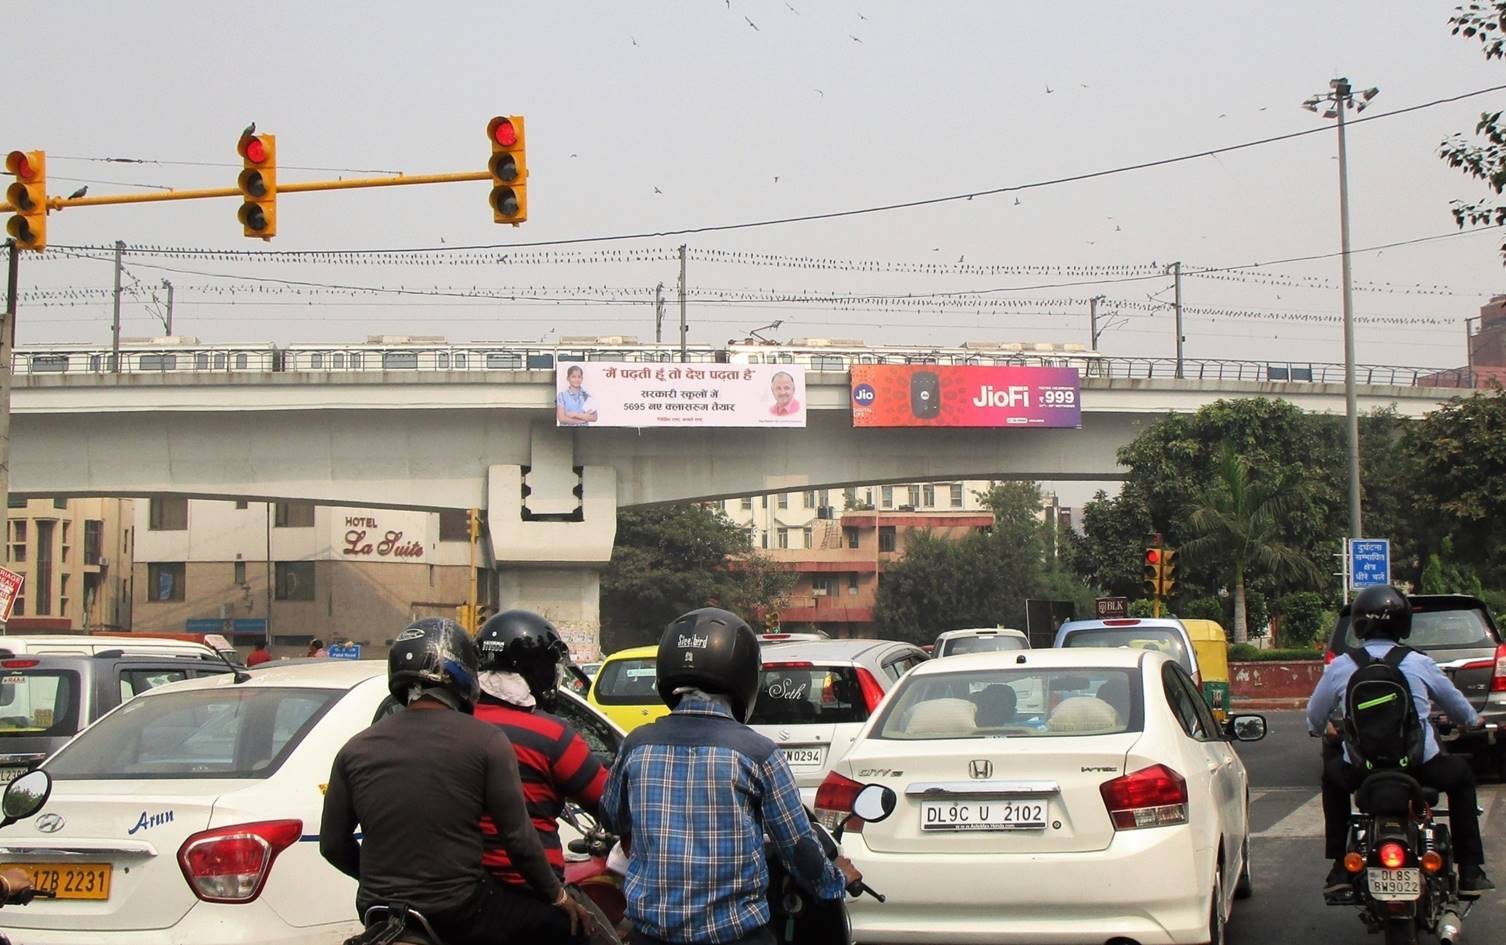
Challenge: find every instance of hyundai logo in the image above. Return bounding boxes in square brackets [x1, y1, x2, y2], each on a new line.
[35, 813, 64, 834]
[968, 759, 992, 779]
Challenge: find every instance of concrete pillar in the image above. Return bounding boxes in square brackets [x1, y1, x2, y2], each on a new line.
[486, 423, 617, 659]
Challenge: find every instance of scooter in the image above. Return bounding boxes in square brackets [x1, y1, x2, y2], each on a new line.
[562, 804, 628, 939]
[765, 784, 890, 945]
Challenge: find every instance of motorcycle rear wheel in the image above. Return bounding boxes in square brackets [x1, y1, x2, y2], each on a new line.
[1382, 917, 1418, 945]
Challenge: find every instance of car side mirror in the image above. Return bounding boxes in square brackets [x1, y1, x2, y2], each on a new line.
[0, 769, 52, 828]
[1225, 714, 1267, 742]
[851, 784, 897, 824]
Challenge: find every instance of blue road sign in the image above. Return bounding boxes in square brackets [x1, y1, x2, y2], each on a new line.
[1350, 539, 1390, 589]
[327, 644, 362, 660]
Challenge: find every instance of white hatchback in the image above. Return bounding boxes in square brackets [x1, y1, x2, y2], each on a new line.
[815, 647, 1265, 945]
[0, 661, 624, 944]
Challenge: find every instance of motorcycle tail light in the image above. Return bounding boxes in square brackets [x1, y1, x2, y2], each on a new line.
[1344, 852, 1366, 874]
[1378, 842, 1408, 869]
[1421, 850, 1444, 874]
[178, 819, 302, 902]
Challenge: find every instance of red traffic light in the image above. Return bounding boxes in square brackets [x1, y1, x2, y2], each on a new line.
[239, 135, 268, 165]
[1145, 549, 1161, 564]
[4, 151, 36, 181]
[489, 117, 518, 148]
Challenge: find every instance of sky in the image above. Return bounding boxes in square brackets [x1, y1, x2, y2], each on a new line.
[8, 0, 1506, 374]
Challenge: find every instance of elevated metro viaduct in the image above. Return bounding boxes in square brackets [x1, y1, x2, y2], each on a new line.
[9, 371, 1455, 653]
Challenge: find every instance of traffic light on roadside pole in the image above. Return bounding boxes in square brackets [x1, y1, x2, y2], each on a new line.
[236, 133, 277, 239]
[5, 150, 47, 250]
[1142, 547, 1163, 597]
[1160, 549, 1180, 598]
[487, 115, 528, 224]
[765, 610, 780, 633]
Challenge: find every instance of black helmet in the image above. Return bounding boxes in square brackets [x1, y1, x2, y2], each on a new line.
[476, 609, 571, 709]
[1352, 585, 1411, 641]
[388, 618, 481, 713]
[655, 608, 761, 723]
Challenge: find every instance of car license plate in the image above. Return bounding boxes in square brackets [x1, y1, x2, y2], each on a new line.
[921, 800, 1047, 831]
[1367, 867, 1421, 901]
[3, 863, 111, 901]
[0, 767, 27, 784]
[782, 748, 825, 766]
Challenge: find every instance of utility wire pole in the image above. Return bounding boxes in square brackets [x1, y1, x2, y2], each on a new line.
[111, 240, 124, 372]
[1171, 261, 1184, 379]
[654, 282, 665, 344]
[1, 239, 17, 600]
[1089, 295, 1105, 351]
[678, 244, 688, 362]
[163, 279, 174, 336]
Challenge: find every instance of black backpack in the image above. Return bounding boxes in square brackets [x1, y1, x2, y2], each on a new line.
[1341, 645, 1426, 772]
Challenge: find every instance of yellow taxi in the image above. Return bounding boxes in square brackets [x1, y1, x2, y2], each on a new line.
[586, 644, 672, 732]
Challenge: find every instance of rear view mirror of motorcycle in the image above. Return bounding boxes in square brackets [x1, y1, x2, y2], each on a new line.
[852, 784, 897, 824]
[0, 769, 52, 829]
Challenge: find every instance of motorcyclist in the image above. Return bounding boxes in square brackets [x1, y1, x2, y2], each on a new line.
[473, 609, 610, 887]
[319, 617, 591, 944]
[601, 607, 860, 945]
[0, 867, 32, 905]
[1306, 584, 1494, 897]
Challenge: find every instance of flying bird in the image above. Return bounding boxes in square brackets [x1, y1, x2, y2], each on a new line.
[773, 176, 780, 183]
[241, 121, 256, 138]
[631, 36, 639, 46]
[1044, 84, 1054, 94]
[813, 88, 824, 97]
[67, 185, 88, 200]
[654, 186, 664, 194]
[849, 34, 863, 43]
[957, 255, 965, 263]
[785, 2, 799, 13]
[1013, 197, 1022, 206]
[745, 16, 759, 30]
[858, 11, 867, 19]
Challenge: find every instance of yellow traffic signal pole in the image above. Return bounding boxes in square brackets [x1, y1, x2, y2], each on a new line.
[0, 170, 491, 216]
[467, 508, 480, 635]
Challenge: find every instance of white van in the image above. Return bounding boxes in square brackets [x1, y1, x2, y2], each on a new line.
[0, 634, 237, 664]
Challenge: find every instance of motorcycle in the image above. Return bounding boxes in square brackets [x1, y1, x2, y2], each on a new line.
[0, 769, 61, 945]
[765, 785, 889, 945]
[1327, 767, 1471, 945]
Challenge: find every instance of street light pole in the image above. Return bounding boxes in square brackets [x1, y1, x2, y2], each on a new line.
[1305, 77, 1377, 542]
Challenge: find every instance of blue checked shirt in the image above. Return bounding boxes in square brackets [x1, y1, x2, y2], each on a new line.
[601, 694, 848, 944]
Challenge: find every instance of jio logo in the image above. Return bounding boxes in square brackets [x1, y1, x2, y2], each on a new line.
[852, 384, 876, 405]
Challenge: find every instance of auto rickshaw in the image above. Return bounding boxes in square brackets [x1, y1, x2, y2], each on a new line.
[1180, 618, 1231, 721]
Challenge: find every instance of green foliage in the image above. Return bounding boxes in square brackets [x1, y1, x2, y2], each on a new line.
[1064, 488, 1155, 599]
[601, 504, 792, 650]
[1228, 645, 1325, 662]
[1277, 591, 1330, 649]
[1178, 596, 1225, 623]
[1442, 3, 1506, 257]
[1128, 598, 1158, 618]
[1404, 389, 1506, 585]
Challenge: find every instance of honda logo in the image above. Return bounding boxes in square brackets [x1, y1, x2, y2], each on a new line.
[968, 759, 992, 779]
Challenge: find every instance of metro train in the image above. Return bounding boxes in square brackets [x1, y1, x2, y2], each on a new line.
[10, 335, 1108, 377]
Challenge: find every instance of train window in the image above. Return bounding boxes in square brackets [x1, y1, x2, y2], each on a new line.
[382, 351, 419, 370]
[524, 353, 554, 369]
[331, 353, 345, 369]
[437, 352, 450, 369]
[745, 354, 763, 364]
[195, 353, 210, 370]
[29, 355, 68, 373]
[89, 355, 102, 372]
[811, 355, 844, 371]
[139, 354, 178, 371]
[349, 353, 362, 368]
[213, 353, 228, 369]
[454, 353, 467, 369]
[777, 353, 795, 364]
[488, 352, 523, 369]
[234, 353, 249, 370]
[310, 353, 324, 370]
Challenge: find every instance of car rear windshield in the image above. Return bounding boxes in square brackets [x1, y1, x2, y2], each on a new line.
[747, 665, 870, 725]
[874, 667, 1142, 740]
[940, 635, 1027, 657]
[0, 671, 81, 738]
[1061, 627, 1191, 672]
[592, 658, 660, 706]
[45, 686, 339, 780]
[1338, 604, 1500, 651]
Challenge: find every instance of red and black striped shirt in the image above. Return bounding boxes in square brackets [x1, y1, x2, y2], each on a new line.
[474, 696, 609, 885]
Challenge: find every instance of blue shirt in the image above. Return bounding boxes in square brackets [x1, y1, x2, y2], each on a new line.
[1305, 639, 1481, 764]
[600, 695, 848, 944]
[556, 386, 593, 426]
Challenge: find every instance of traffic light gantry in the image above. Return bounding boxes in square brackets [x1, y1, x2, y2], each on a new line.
[488, 116, 528, 225]
[4, 150, 46, 250]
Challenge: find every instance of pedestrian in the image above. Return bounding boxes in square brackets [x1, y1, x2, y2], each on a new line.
[246, 642, 272, 667]
[307, 638, 329, 658]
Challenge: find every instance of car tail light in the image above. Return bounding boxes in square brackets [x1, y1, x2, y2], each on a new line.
[854, 667, 885, 713]
[763, 661, 814, 670]
[814, 770, 865, 833]
[1100, 764, 1188, 829]
[1378, 842, 1407, 869]
[1101, 619, 1141, 626]
[1491, 644, 1506, 693]
[178, 819, 302, 902]
[1324, 649, 1338, 665]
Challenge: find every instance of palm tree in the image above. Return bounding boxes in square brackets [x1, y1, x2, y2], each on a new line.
[1180, 445, 1322, 643]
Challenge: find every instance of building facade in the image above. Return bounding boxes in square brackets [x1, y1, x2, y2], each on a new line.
[131, 499, 490, 656]
[3, 497, 135, 632]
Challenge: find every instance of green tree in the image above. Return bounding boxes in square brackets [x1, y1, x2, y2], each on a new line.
[1180, 445, 1323, 643]
[1403, 389, 1506, 584]
[1276, 591, 1330, 650]
[1064, 487, 1154, 599]
[600, 504, 792, 649]
[1442, 3, 1506, 259]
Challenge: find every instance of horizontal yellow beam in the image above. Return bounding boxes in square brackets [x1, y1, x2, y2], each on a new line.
[0, 170, 491, 214]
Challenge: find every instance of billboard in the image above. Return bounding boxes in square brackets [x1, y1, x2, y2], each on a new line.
[849, 364, 1081, 428]
[0, 566, 21, 622]
[555, 363, 806, 428]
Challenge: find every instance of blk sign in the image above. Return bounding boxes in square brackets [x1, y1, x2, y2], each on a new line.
[1095, 596, 1128, 619]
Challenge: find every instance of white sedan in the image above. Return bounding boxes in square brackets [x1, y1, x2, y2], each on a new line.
[815, 647, 1265, 945]
[0, 660, 623, 944]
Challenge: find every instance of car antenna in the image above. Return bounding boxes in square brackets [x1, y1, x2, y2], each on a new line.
[216, 646, 253, 684]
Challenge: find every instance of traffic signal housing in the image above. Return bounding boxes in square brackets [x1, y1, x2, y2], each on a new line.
[487, 115, 528, 224]
[237, 133, 277, 239]
[764, 610, 780, 633]
[1160, 549, 1180, 598]
[1142, 548, 1162, 597]
[5, 150, 47, 250]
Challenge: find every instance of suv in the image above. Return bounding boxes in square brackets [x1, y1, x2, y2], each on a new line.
[0, 633, 241, 665]
[1326, 593, 1506, 771]
[932, 627, 1030, 657]
[1053, 617, 1201, 682]
[0, 653, 235, 780]
[747, 638, 928, 804]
